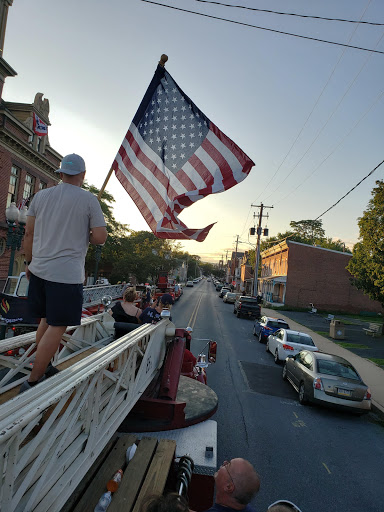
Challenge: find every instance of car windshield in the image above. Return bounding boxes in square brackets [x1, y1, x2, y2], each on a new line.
[286, 333, 315, 346]
[240, 297, 258, 303]
[267, 321, 289, 329]
[317, 360, 360, 381]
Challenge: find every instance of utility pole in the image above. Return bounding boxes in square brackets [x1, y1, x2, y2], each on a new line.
[233, 235, 239, 289]
[251, 203, 273, 297]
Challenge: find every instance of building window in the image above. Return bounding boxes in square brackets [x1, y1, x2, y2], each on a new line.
[6, 165, 20, 208]
[23, 173, 35, 201]
[0, 237, 5, 257]
[39, 180, 47, 190]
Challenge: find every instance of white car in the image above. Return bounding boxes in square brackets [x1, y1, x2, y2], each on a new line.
[267, 328, 318, 364]
[186, 281, 194, 287]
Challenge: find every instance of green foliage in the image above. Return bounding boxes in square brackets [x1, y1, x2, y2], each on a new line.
[347, 180, 384, 307]
[259, 220, 350, 253]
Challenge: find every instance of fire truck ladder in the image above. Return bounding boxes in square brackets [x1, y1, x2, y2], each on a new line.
[0, 316, 175, 512]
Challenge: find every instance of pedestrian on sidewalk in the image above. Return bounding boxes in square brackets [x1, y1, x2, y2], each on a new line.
[21, 153, 107, 392]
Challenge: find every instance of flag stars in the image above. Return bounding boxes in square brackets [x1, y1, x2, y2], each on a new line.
[172, 87, 177, 93]
[181, 105, 186, 111]
[189, 124, 195, 129]
[172, 115, 178, 121]
[173, 107, 178, 112]
[189, 142, 195, 148]
[198, 122, 202, 127]
[149, 138, 154, 144]
[181, 124, 186, 130]
[156, 117, 161, 123]
[181, 115, 186, 120]
[180, 153, 185, 158]
[163, 116, 169, 121]
[165, 98, 169, 104]
[172, 124, 177, 130]
[181, 143, 186, 148]
[157, 108, 161, 113]
[172, 163, 177, 169]
[171, 154, 177, 160]
[189, 132, 195, 138]
[164, 107, 169, 112]
[156, 136, 161, 142]
[171, 134, 177, 140]
[180, 133, 186, 139]
[172, 97, 177, 103]
[163, 125, 168, 131]
[156, 127, 160, 133]
[189, 114, 194, 120]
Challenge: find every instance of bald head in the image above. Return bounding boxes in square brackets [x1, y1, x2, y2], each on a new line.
[215, 458, 260, 509]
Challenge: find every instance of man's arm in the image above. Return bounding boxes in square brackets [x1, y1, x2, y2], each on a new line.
[89, 226, 108, 245]
[24, 216, 35, 262]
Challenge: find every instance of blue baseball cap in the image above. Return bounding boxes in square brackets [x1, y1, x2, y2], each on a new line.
[56, 153, 86, 175]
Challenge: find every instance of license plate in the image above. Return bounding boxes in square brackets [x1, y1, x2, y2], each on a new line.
[337, 388, 352, 397]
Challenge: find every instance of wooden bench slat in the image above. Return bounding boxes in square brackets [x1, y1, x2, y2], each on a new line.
[109, 437, 158, 512]
[132, 439, 176, 512]
[72, 434, 138, 512]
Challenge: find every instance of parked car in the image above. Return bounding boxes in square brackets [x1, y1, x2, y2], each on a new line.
[219, 287, 231, 298]
[267, 329, 318, 364]
[216, 284, 223, 291]
[233, 296, 261, 320]
[223, 292, 237, 304]
[253, 316, 290, 343]
[283, 351, 371, 413]
[186, 281, 194, 287]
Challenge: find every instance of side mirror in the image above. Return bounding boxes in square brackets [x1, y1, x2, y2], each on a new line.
[208, 341, 217, 363]
[160, 308, 171, 318]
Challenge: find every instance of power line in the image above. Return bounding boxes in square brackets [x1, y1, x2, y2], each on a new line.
[254, 0, 374, 204]
[192, 0, 384, 26]
[274, 88, 384, 205]
[315, 159, 384, 220]
[141, 1, 384, 55]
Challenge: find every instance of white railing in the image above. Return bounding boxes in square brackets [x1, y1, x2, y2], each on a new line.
[0, 318, 175, 512]
[82, 283, 124, 307]
[0, 314, 115, 394]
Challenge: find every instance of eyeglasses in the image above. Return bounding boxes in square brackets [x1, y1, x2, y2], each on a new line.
[221, 460, 235, 487]
[268, 500, 303, 512]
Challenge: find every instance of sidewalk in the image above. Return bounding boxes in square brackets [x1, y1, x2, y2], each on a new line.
[262, 307, 384, 417]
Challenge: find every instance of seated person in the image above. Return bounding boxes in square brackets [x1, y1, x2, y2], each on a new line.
[140, 293, 174, 324]
[110, 287, 142, 324]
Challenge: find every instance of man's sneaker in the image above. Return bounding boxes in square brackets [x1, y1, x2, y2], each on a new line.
[19, 376, 46, 394]
[45, 363, 60, 378]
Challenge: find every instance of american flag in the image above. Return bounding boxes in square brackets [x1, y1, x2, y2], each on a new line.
[112, 64, 255, 241]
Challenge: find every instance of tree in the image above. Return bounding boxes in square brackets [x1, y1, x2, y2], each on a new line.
[347, 180, 384, 306]
[289, 219, 325, 244]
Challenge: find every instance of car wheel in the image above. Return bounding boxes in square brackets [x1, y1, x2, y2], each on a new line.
[299, 382, 308, 405]
[266, 341, 269, 353]
[274, 350, 280, 364]
[282, 363, 288, 380]
[258, 332, 263, 343]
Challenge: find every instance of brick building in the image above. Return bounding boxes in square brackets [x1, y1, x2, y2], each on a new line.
[259, 240, 382, 314]
[0, 0, 62, 288]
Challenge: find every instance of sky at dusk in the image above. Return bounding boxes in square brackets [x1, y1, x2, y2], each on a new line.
[3, 0, 384, 262]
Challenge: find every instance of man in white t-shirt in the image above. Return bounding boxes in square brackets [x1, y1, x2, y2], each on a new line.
[21, 154, 107, 392]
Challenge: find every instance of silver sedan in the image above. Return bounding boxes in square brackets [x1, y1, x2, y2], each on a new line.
[283, 351, 371, 413]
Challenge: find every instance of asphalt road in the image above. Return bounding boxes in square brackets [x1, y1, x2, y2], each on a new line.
[171, 280, 384, 512]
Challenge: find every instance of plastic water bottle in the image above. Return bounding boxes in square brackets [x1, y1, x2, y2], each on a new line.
[126, 443, 137, 465]
[107, 469, 123, 492]
[94, 491, 112, 512]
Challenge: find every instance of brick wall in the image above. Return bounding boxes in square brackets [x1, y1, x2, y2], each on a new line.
[285, 242, 382, 314]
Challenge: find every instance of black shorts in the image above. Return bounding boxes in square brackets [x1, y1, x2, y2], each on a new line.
[28, 273, 83, 326]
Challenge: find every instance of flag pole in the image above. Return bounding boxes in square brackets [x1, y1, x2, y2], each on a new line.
[97, 54, 168, 201]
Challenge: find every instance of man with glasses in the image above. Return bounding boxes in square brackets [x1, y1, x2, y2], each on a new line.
[204, 459, 260, 512]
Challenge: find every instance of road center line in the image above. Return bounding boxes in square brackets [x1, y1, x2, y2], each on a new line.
[188, 293, 204, 329]
[322, 463, 331, 474]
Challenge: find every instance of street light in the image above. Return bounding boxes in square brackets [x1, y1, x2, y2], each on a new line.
[5, 202, 28, 277]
